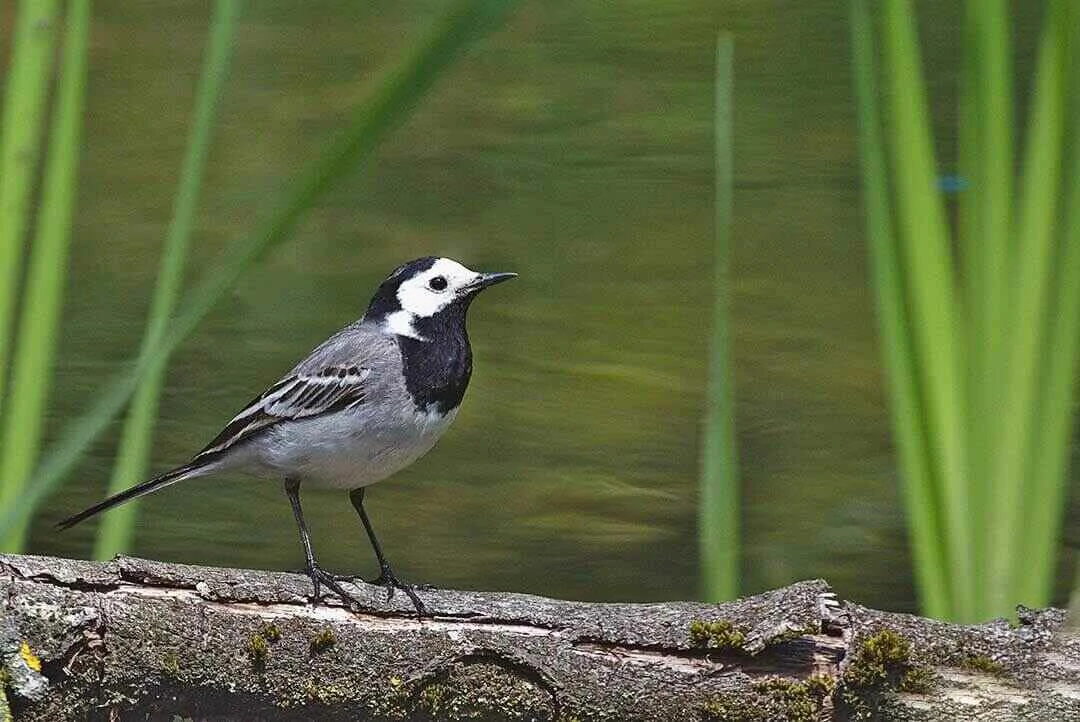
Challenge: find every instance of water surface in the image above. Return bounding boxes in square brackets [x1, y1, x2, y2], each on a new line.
[18, 1, 1069, 611]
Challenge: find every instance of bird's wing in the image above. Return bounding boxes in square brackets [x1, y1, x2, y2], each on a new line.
[194, 324, 392, 460]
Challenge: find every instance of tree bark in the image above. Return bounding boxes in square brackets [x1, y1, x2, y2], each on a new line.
[1, 553, 1077, 721]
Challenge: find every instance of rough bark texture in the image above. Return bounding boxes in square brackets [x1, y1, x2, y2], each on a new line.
[0, 554, 1077, 721]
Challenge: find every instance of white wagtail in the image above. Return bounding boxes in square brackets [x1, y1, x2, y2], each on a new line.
[59, 257, 516, 614]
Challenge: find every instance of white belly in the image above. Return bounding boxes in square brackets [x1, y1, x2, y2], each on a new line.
[248, 405, 458, 489]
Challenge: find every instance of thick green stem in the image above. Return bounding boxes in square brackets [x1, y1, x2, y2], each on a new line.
[699, 33, 739, 602]
[850, 0, 949, 618]
[988, 0, 1069, 614]
[0, 0, 62, 415]
[0, 0, 91, 551]
[961, 0, 1013, 622]
[1018, 4, 1080, 605]
[882, 0, 973, 621]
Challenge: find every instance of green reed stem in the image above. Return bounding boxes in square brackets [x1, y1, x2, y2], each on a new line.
[699, 32, 739, 602]
[1018, 7, 1080, 605]
[961, 0, 1013, 621]
[0, 0, 91, 552]
[988, 0, 1069, 614]
[881, 0, 973, 621]
[91, 0, 242, 560]
[850, 0, 949, 618]
[0, 0, 62, 415]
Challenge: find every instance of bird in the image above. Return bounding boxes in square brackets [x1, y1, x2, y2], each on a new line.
[58, 256, 516, 615]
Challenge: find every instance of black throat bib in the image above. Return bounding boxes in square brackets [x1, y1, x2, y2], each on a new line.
[396, 305, 473, 415]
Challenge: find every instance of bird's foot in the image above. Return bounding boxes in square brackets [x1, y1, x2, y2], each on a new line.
[371, 564, 428, 616]
[305, 563, 365, 610]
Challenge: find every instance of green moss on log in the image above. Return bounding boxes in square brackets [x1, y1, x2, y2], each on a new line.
[702, 674, 835, 722]
[689, 619, 747, 650]
[161, 650, 180, 678]
[370, 661, 556, 720]
[259, 621, 282, 643]
[838, 629, 935, 719]
[247, 632, 270, 672]
[309, 628, 336, 655]
[958, 654, 1007, 677]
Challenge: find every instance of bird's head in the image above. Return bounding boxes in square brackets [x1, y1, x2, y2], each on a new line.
[364, 256, 516, 340]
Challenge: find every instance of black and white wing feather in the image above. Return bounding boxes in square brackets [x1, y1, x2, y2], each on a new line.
[195, 364, 372, 460]
[191, 324, 400, 462]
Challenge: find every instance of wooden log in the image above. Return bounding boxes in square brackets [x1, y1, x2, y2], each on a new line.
[1, 553, 1076, 721]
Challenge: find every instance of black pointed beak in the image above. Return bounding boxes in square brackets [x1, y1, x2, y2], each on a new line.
[471, 271, 517, 291]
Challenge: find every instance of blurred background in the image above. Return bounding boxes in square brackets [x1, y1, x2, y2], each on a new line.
[0, 1, 1075, 617]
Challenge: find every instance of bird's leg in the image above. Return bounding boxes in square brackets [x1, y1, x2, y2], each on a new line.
[284, 477, 364, 609]
[348, 487, 427, 615]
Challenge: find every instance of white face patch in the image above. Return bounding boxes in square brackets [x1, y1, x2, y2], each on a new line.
[394, 258, 482, 320]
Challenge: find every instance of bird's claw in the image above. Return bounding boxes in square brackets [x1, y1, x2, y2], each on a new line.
[371, 565, 428, 616]
[301, 563, 426, 616]
[306, 564, 365, 610]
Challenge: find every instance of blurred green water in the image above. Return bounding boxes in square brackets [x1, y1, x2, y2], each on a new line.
[13, 0, 1069, 610]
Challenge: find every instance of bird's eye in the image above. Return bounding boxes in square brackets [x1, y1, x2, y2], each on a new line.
[428, 276, 448, 291]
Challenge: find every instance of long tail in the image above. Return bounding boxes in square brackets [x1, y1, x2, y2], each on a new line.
[56, 461, 208, 530]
